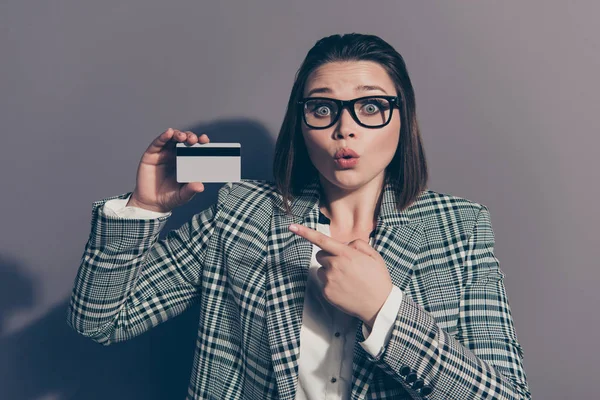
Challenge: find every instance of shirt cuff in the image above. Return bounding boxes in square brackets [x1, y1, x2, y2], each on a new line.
[358, 285, 403, 358]
[103, 195, 172, 219]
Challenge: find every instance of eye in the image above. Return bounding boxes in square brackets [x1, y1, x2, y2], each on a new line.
[363, 103, 379, 114]
[306, 101, 335, 117]
[315, 105, 332, 116]
[360, 99, 388, 115]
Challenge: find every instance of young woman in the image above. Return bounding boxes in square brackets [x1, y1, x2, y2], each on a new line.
[67, 33, 531, 399]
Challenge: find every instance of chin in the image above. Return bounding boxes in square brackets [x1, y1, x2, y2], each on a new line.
[323, 172, 366, 188]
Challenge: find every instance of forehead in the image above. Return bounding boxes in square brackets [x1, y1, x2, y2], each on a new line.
[303, 61, 395, 96]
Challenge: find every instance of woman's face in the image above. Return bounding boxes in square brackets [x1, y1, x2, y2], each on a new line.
[300, 61, 401, 191]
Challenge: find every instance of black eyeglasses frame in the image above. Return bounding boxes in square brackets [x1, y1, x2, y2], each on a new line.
[297, 95, 401, 129]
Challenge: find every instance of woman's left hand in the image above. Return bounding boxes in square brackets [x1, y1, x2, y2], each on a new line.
[289, 223, 393, 329]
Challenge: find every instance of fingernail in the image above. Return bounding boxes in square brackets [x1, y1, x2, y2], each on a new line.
[289, 224, 299, 232]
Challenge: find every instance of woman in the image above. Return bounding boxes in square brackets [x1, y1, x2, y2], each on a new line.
[67, 33, 531, 399]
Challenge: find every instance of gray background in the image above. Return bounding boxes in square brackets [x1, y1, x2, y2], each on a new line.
[1, 1, 598, 399]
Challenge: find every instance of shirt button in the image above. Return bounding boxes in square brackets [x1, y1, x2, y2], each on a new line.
[334, 332, 340, 337]
[330, 377, 337, 383]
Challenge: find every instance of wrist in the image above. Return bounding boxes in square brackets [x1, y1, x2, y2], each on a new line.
[126, 195, 170, 213]
[362, 283, 393, 330]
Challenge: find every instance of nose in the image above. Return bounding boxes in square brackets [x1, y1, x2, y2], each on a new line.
[334, 106, 358, 138]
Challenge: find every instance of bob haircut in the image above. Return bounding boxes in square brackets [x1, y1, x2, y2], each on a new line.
[272, 32, 429, 216]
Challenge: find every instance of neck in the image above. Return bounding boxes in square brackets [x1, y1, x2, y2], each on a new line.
[317, 173, 385, 232]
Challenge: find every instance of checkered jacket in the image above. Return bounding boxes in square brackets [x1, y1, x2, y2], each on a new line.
[67, 176, 531, 399]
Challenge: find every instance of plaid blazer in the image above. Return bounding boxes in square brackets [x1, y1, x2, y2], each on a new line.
[67, 176, 531, 399]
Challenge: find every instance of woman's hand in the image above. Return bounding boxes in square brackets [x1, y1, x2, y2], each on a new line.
[127, 128, 211, 213]
[288, 224, 394, 329]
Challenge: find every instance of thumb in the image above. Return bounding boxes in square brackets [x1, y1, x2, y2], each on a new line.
[348, 239, 378, 259]
[178, 182, 205, 201]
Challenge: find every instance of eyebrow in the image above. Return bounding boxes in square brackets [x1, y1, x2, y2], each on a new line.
[306, 85, 388, 97]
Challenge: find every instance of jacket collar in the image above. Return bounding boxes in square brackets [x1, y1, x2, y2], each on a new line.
[273, 174, 415, 227]
[265, 175, 425, 400]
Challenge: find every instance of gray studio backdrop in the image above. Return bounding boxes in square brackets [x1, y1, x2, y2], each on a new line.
[1, 1, 598, 399]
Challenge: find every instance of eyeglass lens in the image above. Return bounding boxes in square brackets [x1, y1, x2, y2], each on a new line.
[303, 97, 392, 128]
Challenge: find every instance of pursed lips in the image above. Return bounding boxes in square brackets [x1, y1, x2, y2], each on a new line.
[333, 149, 360, 159]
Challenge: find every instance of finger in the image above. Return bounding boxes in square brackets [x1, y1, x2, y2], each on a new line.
[347, 239, 379, 259]
[198, 133, 210, 143]
[146, 128, 176, 154]
[316, 266, 328, 283]
[185, 131, 198, 145]
[163, 130, 189, 156]
[162, 129, 187, 150]
[289, 224, 345, 256]
[179, 181, 205, 199]
[174, 129, 188, 142]
[315, 249, 335, 267]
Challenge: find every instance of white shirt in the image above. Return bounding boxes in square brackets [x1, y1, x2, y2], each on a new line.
[102, 195, 404, 400]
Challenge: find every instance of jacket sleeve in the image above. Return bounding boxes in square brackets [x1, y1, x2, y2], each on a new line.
[66, 182, 233, 345]
[366, 205, 531, 399]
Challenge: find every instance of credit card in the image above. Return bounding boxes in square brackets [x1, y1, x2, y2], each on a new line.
[176, 142, 241, 183]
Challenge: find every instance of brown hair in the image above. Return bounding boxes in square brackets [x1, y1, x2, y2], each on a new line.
[272, 33, 428, 215]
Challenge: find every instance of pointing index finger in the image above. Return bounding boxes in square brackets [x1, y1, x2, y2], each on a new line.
[289, 224, 345, 255]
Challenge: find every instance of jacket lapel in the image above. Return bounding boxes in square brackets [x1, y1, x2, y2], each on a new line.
[265, 176, 424, 400]
[349, 200, 424, 399]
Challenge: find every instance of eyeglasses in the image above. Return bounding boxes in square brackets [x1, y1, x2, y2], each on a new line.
[297, 95, 401, 129]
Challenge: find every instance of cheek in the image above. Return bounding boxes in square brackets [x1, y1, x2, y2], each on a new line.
[302, 130, 325, 155]
[374, 126, 400, 158]
[300, 131, 328, 168]
[386, 119, 401, 153]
